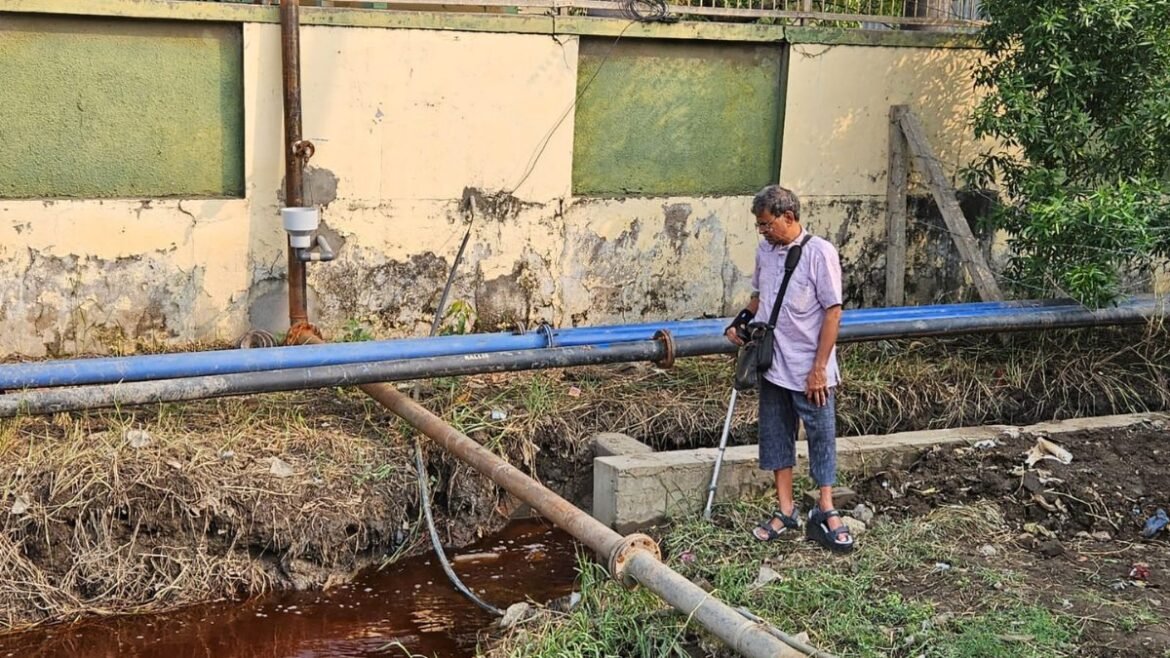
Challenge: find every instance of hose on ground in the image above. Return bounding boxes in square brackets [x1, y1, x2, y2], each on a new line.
[409, 207, 505, 616]
[413, 439, 504, 616]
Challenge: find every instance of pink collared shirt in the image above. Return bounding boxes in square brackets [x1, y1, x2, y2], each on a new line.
[750, 229, 843, 391]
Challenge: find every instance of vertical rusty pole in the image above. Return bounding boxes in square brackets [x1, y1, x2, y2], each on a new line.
[281, 0, 309, 327]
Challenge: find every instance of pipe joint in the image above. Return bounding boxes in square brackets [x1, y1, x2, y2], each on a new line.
[291, 139, 315, 162]
[653, 329, 676, 369]
[296, 235, 335, 263]
[607, 533, 661, 588]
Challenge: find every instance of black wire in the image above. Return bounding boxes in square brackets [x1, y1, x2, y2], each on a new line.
[622, 0, 679, 23]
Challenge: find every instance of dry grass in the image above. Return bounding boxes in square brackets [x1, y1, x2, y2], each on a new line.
[0, 391, 415, 632]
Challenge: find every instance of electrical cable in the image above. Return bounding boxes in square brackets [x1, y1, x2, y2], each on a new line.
[621, 0, 679, 23]
[414, 440, 505, 616]
[407, 200, 507, 616]
[507, 21, 637, 195]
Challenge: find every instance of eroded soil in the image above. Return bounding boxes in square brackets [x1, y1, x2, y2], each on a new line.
[854, 422, 1170, 656]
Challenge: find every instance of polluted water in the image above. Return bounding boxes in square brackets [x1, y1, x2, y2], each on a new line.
[2, 519, 580, 658]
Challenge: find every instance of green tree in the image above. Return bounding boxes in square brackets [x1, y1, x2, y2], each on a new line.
[970, 0, 1170, 306]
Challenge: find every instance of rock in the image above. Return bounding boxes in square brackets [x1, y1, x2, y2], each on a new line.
[219, 449, 236, 461]
[1036, 539, 1065, 558]
[499, 602, 532, 628]
[803, 486, 858, 510]
[843, 517, 868, 537]
[268, 457, 295, 478]
[124, 429, 152, 449]
[10, 495, 29, 515]
[851, 503, 875, 525]
[1092, 531, 1113, 542]
[1000, 427, 1022, 441]
[1021, 472, 1044, 494]
[977, 544, 998, 557]
[750, 564, 782, 589]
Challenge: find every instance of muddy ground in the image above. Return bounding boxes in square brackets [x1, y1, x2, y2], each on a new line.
[853, 422, 1170, 657]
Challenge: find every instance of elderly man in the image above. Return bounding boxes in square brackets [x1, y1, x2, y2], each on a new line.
[724, 185, 853, 553]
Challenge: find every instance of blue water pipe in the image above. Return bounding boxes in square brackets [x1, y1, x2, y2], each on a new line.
[0, 299, 1096, 390]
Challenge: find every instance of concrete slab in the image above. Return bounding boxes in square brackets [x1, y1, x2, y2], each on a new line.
[592, 432, 654, 458]
[591, 412, 1169, 532]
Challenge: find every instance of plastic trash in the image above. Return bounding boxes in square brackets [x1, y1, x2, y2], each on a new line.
[1140, 508, 1168, 539]
[1024, 437, 1073, 467]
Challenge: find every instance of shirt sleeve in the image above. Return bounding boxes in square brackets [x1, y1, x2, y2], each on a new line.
[750, 247, 761, 293]
[815, 243, 844, 309]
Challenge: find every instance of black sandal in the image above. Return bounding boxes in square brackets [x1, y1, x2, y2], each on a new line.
[752, 507, 801, 542]
[807, 508, 855, 554]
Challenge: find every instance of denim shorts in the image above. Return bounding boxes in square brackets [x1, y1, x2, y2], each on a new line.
[757, 378, 837, 487]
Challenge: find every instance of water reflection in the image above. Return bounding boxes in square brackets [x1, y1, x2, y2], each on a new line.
[2, 520, 580, 658]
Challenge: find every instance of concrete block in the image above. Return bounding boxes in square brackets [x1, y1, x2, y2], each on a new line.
[593, 445, 773, 534]
[593, 425, 1006, 533]
[592, 432, 654, 458]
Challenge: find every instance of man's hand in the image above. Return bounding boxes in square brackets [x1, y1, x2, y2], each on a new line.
[725, 307, 754, 347]
[805, 367, 829, 407]
[725, 326, 745, 347]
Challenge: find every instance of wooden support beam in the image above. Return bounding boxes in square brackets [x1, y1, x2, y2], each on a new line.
[896, 106, 1003, 302]
[886, 105, 909, 307]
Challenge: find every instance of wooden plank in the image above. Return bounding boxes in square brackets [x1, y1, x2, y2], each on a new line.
[898, 107, 1003, 302]
[885, 105, 909, 307]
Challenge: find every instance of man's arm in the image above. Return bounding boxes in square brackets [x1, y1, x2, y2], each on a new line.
[805, 304, 840, 406]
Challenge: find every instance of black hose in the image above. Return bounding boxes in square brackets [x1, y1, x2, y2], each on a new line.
[414, 440, 504, 617]
[410, 213, 506, 617]
[0, 337, 722, 417]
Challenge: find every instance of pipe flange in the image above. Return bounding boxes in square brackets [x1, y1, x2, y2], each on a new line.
[652, 329, 676, 369]
[607, 532, 660, 588]
[285, 321, 323, 345]
[292, 139, 316, 162]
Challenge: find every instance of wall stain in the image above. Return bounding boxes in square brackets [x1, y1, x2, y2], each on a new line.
[662, 203, 692, 253]
[461, 187, 537, 223]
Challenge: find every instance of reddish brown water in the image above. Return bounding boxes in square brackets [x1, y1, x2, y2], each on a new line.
[3, 520, 580, 658]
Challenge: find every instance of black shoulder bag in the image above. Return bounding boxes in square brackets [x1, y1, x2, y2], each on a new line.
[733, 234, 812, 391]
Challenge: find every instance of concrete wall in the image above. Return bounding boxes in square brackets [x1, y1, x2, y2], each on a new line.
[0, 4, 990, 356]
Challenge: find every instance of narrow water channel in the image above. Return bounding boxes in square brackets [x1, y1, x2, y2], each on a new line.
[4, 520, 581, 658]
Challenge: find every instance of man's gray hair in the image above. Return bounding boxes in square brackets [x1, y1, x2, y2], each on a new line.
[751, 185, 800, 220]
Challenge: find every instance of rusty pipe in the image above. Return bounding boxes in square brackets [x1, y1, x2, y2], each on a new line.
[351, 375, 807, 658]
[281, 0, 308, 326]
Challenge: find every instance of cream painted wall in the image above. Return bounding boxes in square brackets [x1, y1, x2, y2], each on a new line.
[781, 44, 987, 197]
[0, 25, 582, 355]
[0, 21, 991, 356]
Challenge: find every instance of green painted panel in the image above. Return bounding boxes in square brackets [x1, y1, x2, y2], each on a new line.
[0, 14, 243, 198]
[572, 38, 782, 197]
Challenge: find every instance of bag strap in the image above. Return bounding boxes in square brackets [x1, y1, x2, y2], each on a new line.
[765, 233, 812, 330]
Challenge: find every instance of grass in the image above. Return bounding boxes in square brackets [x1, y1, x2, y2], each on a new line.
[487, 499, 1080, 658]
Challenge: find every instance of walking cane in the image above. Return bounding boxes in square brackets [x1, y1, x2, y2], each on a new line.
[703, 387, 738, 521]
